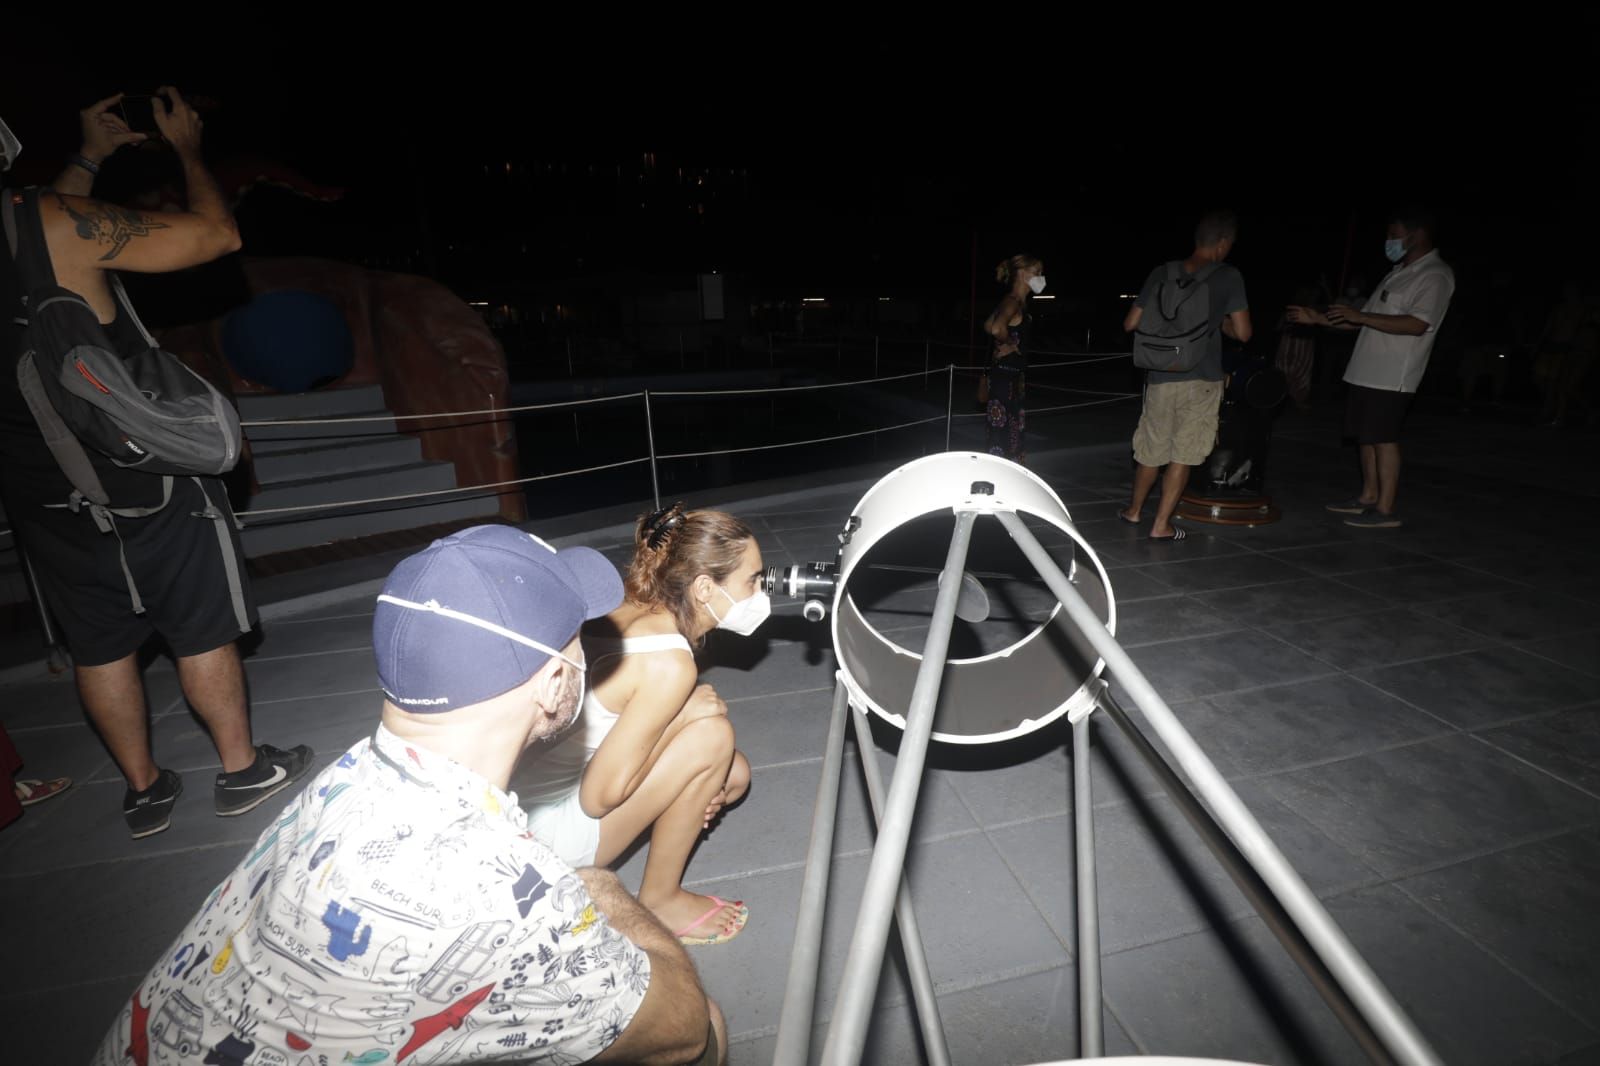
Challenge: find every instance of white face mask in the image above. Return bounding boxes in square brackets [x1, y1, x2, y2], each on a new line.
[1383, 237, 1407, 263]
[1027, 275, 1047, 294]
[0, 117, 21, 174]
[707, 585, 771, 636]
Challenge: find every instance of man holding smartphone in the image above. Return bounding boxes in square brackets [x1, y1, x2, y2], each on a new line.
[1288, 207, 1455, 529]
[0, 88, 313, 839]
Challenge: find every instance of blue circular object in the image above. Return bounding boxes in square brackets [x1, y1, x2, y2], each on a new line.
[222, 289, 354, 393]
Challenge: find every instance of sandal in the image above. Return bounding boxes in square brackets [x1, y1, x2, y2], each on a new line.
[674, 895, 749, 946]
[15, 777, 72, 807]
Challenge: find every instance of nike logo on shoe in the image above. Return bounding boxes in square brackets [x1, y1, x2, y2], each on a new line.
[220, 765, 288, 791]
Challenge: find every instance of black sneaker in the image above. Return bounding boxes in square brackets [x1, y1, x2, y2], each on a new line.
[124, 768, 183, 839]
[214, 743, 314, 817]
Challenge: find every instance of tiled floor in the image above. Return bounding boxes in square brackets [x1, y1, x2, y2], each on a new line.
[3, 404, 1598, 1065]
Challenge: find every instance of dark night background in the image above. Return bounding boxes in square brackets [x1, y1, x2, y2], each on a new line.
[5, 21, 1598, 387]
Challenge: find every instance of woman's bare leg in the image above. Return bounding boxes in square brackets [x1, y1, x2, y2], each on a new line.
[594, 716, 743, 936]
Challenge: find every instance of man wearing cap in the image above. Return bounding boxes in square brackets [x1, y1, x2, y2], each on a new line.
[94, 525, 726, 1066]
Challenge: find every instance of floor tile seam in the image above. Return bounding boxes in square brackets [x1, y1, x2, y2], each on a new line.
[267, 611, 374, 626]
[245, 686, 386, 709]
[1465, 702, 1600, 736]
[1512, 640, 1600, 681]
[719, 958, 1081, 1048]
[0, 971, 141, 1001]
[725, 684, 835, 706]
[1461, 733, 1600, 804]
[1317, 824, 1600, 889]
[4, 719, 98, 736]
[1116, 665, 1349, 703]
[1115, 571, 1321, 598]
[1340, 673, 1468, 733]
[1195, 735, 1459, 792]
[677, 827, 991, 888]
[243, 644, 374, 666]
[0, 838, 257, 880]
[1087, 871, 1394, 961]
[1320, 570, 1530, 607]
[976, 815, 1080, 963]
[1386, 880, 1600, 1038]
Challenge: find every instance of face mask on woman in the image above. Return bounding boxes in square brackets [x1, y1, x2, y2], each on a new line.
[707, 585, 771, 636]
[1027, 275, 1047, 295]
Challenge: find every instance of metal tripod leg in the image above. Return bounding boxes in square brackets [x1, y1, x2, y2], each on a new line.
[850, 701, 952, 1066]
[774, 679, 853, 1066]
[821, 509, 976, 1065]
[996, 509, 1442, 1066]
[1071, 710, 1103, 1058]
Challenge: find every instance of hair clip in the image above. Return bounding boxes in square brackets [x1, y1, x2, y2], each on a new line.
[644, 504, 686, 551]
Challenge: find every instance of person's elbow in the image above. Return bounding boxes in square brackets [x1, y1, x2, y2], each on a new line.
[213, 219, 243, 256]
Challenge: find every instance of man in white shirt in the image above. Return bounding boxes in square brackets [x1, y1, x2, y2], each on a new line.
[1289, 207, 1455, 528]
[94, 525, 726, 1066]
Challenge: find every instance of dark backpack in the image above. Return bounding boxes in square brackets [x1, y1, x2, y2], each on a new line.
[1, 187, 241, 509]
[1131, 261, 1222, 373]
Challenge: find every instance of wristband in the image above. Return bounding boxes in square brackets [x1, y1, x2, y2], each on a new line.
[70, 154, 101, 176]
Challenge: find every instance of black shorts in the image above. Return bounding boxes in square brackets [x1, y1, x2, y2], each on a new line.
[12, 476, 256, 666]
[1343, 384, 1413, 445]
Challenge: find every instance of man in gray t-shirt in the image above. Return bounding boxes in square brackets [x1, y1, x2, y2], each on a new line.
[1120, 211, 1253, 541]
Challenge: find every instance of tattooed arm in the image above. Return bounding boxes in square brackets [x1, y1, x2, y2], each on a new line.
[41, 87, 241, 274]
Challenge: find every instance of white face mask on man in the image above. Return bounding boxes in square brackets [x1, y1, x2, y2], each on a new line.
[0, 116, 21, 173]
[707, 585, 771, 636]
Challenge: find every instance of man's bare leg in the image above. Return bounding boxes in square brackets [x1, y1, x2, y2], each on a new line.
[77, 654, 158, 791]
[1374, 442, 1402, 515]
[1151, 462, 1191, 538]
[176, 643, 256, 773]
[1357, 444, 1380, 507]
[1120, 462, 1162, 524]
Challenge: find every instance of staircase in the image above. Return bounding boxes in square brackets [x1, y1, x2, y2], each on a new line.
[237, 385, 503, 558]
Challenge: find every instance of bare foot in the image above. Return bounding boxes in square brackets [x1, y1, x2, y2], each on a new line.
[646, 889, 746, 940]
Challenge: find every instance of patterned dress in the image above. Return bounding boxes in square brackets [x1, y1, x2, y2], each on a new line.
[986, 312, 1028, 463]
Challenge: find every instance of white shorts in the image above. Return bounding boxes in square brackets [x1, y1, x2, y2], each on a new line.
[526, 787, 601, 867]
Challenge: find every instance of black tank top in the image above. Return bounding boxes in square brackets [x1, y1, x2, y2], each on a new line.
[0, 242, 169, 508]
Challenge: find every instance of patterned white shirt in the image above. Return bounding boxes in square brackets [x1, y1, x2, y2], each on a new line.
[93, 725, 649, 1065]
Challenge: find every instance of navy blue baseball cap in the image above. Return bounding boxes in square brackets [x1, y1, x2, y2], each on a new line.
[373, 525, 623, 711]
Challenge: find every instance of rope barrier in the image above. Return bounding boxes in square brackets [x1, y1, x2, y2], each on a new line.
[239, 391, 647, 429]
[7, 351, 1139, 532]
[656, 415, 947, 461]
[240, 457, 652, 519]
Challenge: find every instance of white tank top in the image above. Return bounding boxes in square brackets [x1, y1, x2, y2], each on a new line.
[512, 633, 694, 808]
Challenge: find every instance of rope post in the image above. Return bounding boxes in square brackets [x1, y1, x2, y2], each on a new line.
[945, 364, 954, 451]
[643, 390, 662, 512]
[566, 336, 574, 377]
[874, 335, 880, 380]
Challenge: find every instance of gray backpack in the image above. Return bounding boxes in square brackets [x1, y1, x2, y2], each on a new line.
[2, 188, 242, 509]
[1131, 261, 1222, 373]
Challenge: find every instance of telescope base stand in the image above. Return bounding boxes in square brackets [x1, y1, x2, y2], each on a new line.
[1178, 489, 1280, 526]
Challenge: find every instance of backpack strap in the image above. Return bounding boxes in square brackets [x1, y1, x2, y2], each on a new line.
[17, 352, 113, 506]
[1157, 260, 1224, 320]
[3, 188, 62, 300]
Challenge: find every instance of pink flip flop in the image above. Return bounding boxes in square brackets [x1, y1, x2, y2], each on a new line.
[674, 895, 749, 946]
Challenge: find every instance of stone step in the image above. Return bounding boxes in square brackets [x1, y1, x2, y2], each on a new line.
[234, 384, 387, 421]
[239, 492, 503, 557]
[242, 461, 463, 514]
[250, 435, 424, 483]
[242, 410, 401, 449]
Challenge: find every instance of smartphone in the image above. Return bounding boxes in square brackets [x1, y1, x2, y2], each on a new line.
[118, 94, 163, 136]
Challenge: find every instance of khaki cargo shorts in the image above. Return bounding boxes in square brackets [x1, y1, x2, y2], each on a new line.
[1131, 379, 1224, 467]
